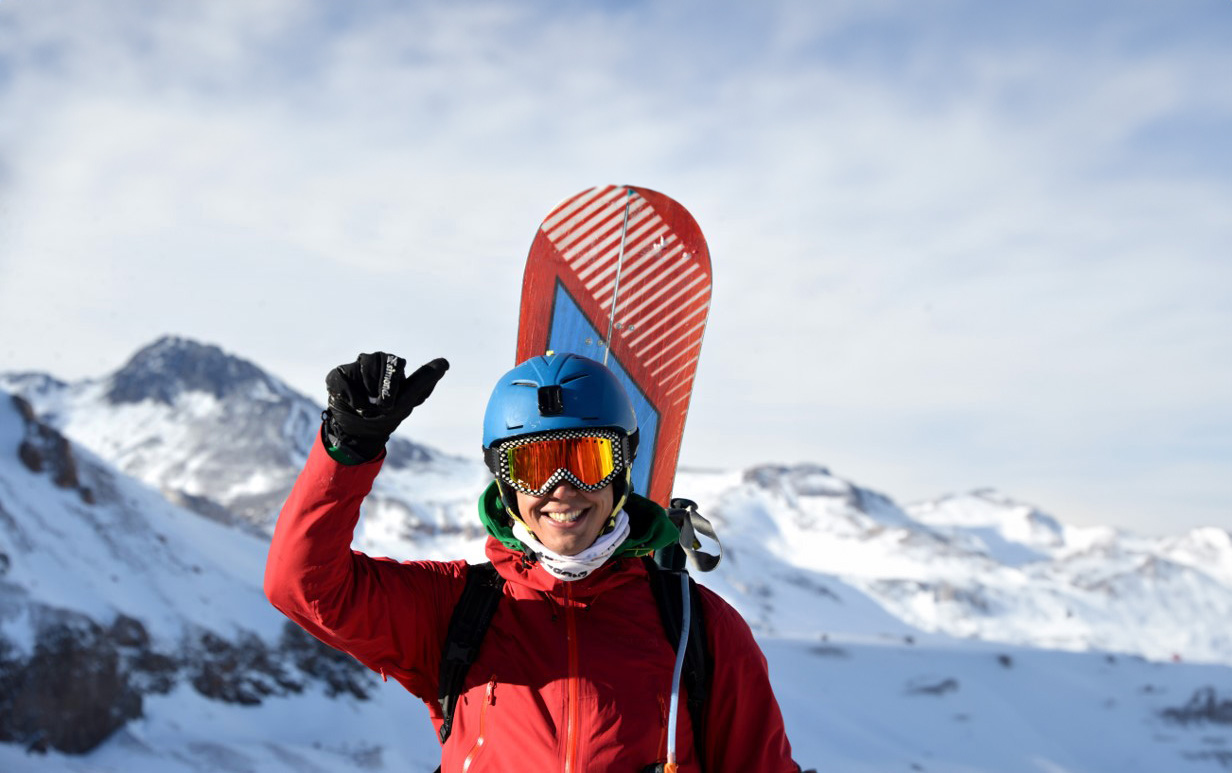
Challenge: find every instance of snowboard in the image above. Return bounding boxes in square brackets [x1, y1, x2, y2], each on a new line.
[517, 185, 712, 507]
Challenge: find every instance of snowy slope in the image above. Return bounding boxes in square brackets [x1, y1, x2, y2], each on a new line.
[3, 337, 1232, 771]
[666, 466, 1232, 666]
[0, 394, 275, 645]
[0, 390, 442, 769]
[769, 636, 1232, 772]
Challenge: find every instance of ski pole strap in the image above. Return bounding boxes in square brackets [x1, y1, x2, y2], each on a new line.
[437, 562, 506, 745]
[668, 498, 722, 573]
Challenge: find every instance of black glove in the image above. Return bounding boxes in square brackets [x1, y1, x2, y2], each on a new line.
[322, 352, 449, 463]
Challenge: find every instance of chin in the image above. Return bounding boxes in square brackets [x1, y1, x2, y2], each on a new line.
[549, 540, 587, 556]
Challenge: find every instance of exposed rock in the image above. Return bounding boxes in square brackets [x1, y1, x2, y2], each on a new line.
[163, 489, 245, 529]
[744, 464, 835, 491]
[11, 394, 93, 503]
[780, 572, 841, 601]
[810, 644, 850, 658]
[280, 622, 375, 700]
[1162, 687, 1232, 726]
[0, 614, 141, 754]
[0, 603, 375, 755]
[109, 614, 150, 649]
[906, 677, 960, 696]
[186, 630, 300, 706]
[104, 336, 274, 406]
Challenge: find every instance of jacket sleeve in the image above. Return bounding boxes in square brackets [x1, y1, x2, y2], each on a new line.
[264, 432, 466, 701]
[699, 588, 801, 773]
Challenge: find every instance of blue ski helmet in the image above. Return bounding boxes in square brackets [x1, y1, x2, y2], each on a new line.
[482, 352, 639, 520]
[482, 352, 637, 448]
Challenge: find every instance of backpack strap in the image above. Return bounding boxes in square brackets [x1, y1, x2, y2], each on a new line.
[642, 555, 712, 771]
[435, 557, 712, 770]
[437, 561, 505, 745]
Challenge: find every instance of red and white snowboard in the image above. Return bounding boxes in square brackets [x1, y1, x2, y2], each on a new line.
[517, 185, 712, 507]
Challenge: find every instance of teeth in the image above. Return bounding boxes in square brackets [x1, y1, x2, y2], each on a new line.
[546, 510, 584, 523]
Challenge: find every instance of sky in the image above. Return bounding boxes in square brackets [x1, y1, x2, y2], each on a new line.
[0, 0, 1229, 536]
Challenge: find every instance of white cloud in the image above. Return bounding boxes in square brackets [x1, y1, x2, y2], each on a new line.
[0, 0, 1228, 535]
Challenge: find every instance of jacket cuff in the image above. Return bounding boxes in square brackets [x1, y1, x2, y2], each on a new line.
[321, 424, 386, 466]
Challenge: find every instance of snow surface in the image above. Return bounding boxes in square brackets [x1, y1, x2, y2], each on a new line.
[3, 633, 1231, 772]
[0, 398, 281, 648]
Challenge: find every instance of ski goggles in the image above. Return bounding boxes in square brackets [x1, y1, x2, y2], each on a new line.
[490, 430, 628, 497]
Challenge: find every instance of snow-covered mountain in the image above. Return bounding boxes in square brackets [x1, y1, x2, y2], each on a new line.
[0, 337, 480, 531]
[668, 464, 1232, 666]
[3, 336, 1232, 771]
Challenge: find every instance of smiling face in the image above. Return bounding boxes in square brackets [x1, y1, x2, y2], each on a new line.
[515, 480, 615, 556]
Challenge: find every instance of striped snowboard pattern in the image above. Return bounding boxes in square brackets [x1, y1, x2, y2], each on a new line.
[517, 185, 711, 507]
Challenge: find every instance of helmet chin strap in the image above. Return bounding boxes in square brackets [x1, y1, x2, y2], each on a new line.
[495, 479, 527, 528]
[497, 466, 633, 539]
[607, 466, 632, 530]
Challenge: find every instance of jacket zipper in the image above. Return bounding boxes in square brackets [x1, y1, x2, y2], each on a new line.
[564, 583, 580, 773]
[461, 677, 496, 773]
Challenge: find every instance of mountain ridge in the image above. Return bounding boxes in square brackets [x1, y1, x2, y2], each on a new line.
[105, 336, 283, 406]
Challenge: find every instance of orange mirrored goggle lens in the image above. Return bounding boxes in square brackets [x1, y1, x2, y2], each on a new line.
[504, 435, 619, 493]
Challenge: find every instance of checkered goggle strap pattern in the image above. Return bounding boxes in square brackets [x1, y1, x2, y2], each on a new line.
[495, 430, 627, 496]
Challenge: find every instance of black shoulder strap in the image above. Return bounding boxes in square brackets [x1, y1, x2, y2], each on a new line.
[437, 561, 505, 745]
[642, 556, 712, 769]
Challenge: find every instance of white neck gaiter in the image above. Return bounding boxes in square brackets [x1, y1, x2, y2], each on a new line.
[512, 510, 631, 582]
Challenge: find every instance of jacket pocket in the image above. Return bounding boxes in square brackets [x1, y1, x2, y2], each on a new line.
[461, 677, 497, 773]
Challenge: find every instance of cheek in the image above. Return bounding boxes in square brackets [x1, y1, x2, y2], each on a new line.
[590, 488, 615, 518]
[515, 489, 547, 519]
[515, 490, 533, 514]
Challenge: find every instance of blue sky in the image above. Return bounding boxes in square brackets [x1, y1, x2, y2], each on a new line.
[1, 0, 1229, 535]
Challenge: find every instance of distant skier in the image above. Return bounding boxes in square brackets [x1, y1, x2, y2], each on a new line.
[265, 351, 802, 772]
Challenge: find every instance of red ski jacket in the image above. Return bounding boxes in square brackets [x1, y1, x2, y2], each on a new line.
[265, 438, 799, 772]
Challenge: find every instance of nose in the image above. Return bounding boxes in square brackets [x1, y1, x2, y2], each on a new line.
[548, 480, 581, 498]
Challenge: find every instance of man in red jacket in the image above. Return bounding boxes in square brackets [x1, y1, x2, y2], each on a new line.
[265, 351, 801, 772]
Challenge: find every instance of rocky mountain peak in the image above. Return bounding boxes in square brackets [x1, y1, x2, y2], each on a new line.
[104, 336, 275, 406]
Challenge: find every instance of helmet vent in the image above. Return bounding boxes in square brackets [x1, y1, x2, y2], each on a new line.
[537, 385, 564, 416]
